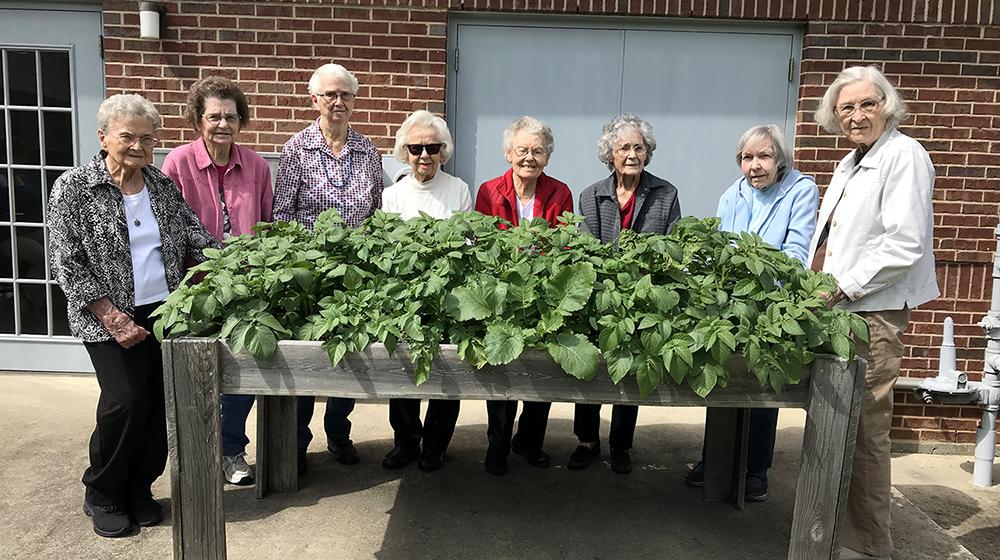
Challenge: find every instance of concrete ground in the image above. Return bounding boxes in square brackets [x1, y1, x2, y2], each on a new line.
[0, 372, 996, 560]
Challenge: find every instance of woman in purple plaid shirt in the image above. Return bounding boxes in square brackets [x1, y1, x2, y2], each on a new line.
[273, 63, 385, 473]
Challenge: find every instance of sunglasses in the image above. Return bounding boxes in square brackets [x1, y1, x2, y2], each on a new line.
[406, 143, 443, 156]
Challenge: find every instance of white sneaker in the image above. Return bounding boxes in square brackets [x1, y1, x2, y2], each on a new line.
[222, 453, 254, 485]
[839, 546, 889, 560]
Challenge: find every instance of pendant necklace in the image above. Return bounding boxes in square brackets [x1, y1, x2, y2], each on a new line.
[322, 147, 354, 189]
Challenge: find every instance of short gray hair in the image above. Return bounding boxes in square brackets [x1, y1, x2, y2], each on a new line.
[735, 124, 794, 178]
[814, 65, 908, 133]
[97, 93, 161, 132]
[308, 63, 359, 95]
[501, 116, 555, 156]
[596, 113, 656, 170]
[393, 110, 454, 164]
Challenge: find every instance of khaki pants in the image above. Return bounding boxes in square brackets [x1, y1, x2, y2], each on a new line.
[842, 308, 911, 557]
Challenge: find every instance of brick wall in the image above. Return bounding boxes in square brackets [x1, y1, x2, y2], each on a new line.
[101, 0, 1000, 445]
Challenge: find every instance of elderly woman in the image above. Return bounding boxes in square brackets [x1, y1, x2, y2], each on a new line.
[274, 63, 384, 473]
[475, 115, 573, 475]
[47, 94, 217, 537]
[684, 124, 818, 499]
[162, 76, 272, 487]
[381, 110, 472, 472]
[811, 66, 937, 560]
[569, 114, 681, 475]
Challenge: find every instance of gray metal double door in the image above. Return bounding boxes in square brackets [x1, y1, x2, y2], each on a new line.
[448, 17, 801, 219]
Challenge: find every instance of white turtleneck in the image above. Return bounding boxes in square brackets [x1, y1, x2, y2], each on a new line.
[381, 169, 473, 219]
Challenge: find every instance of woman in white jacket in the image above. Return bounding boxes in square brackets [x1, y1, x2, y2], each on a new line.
[811, 65, 938, 560]
[380, 110, 472, 472]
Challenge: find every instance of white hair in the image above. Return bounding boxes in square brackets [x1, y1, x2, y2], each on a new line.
[596, 113, 656, 171]
[393, 110, 454, 164]
[97, 93, 161, 132]
[814, 65, 908, 133]
[501, 116, 555, 156]
[735, 124, 794, 177]
[308, 63, 359, 95]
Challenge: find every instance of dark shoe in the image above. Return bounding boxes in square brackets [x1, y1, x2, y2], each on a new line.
[298, 448, 308, 475]
[684, 461, 705, 487]
[84, 499, 132, 538]
[610, 449, 632, 475]
[567, 443, 601, 471]
[512, 443, 551, 468]
[746, 472, 769, 502]
[328, 439, 360, 465]
[382, 444, 420, 469]
[418, 450, 445, 472]
[128, 493, 163, 527]
[484, 446, 508, 476]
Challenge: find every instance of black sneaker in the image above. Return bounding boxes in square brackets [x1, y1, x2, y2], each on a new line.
[566, 443, 601, 471]
[84, 499, 132, 538]
[745, 472, 769, 502]
[417, 449, 445, 472]
[610, 449, 632, 475]
[128, 492, 163, 527]
[511, 442, 551, 468]
[327, 439, 360, 465]
[684, 461, 705, 487]
[484, 445, 508, 476]
[382, 444, 420, 469]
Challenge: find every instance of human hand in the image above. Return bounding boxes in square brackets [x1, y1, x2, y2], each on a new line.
[824, 287, 847, 309]
[88, 298, 150, 348]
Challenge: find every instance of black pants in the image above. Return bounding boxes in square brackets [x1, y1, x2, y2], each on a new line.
[82, 302, 166, 506]
[700, 408, 778, 474]
[573, 403, 639, 451]
[388, 398, 460, 453]
[485, 400, 551, 455]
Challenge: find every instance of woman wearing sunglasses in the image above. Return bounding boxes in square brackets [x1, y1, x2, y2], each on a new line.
[380, 110, 472, 472]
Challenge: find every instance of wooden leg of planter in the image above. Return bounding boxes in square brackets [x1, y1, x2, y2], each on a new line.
[163, 338, 226, 560]
[703, 407, 750, 509]
[255, 395, 298, 498]
[788, 357, 865, 560]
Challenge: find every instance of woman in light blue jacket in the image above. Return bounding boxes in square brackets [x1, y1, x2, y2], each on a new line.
[685, 124, 818, 501]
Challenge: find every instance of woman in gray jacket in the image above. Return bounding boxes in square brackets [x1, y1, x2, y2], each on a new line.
[569, 113, 681, 474]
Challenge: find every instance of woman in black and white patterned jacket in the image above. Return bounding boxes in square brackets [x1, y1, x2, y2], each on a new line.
[47, 93, 218, 539]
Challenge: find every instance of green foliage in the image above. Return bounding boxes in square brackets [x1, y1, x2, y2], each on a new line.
[153, 210, 864, 396]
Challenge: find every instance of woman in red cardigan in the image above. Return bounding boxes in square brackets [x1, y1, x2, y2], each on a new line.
[474, 115, 573, 475]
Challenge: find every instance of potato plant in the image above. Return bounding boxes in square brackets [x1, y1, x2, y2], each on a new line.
[152, 209, 868, 397]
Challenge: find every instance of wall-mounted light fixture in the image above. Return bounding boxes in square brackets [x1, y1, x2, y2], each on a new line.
[139, 2, 165, 40]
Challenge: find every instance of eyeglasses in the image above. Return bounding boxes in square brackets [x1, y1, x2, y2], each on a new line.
[115, 133, 158, 148]
[836, 97, 884, 118]
[406, 143, 443, 156]
[512, 146, 548, 158]
[615, 143, 647, 156]
[317, 90, 356, 102]
[203, 113, 240, 125]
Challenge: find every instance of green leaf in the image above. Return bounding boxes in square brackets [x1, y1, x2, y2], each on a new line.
[245, 326, 277, 360]
[546, 333, 599, 381]
[831, 334, 853, 361]
[544, 263, 596, 314]
[325, 340, 348, 367]
[849, 315, 870, 344]
[445, 286, 493, 321]
[606, 350, 634, 384]
[482, 322, 524, 365]
[782, 318, 806, 336]
[688, 363, 722, 398]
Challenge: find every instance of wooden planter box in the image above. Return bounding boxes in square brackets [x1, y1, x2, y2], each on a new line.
[162, 338, 865, 560]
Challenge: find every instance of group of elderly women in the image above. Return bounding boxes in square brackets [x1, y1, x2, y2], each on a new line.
[49, 62, 934, 560]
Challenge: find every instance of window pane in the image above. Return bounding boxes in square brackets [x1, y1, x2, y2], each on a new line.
[12, 170, 44, 223]
[10, 111, 41, 165]
[43, 112, 74, 166]
[51, 283, 71, 335]
[40, 52, 71, 108]
[0, 55, 5, 105]
[0, 227, 11, 277]
[0, 282, 13, 333]
[18, 282, 47, 334]
[0, 112, 6, 164]
[14, 226, 46, 279]
[8, 50, 38, 107]
[0, 170, 9, 222]
[46, 169, 64, 203]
